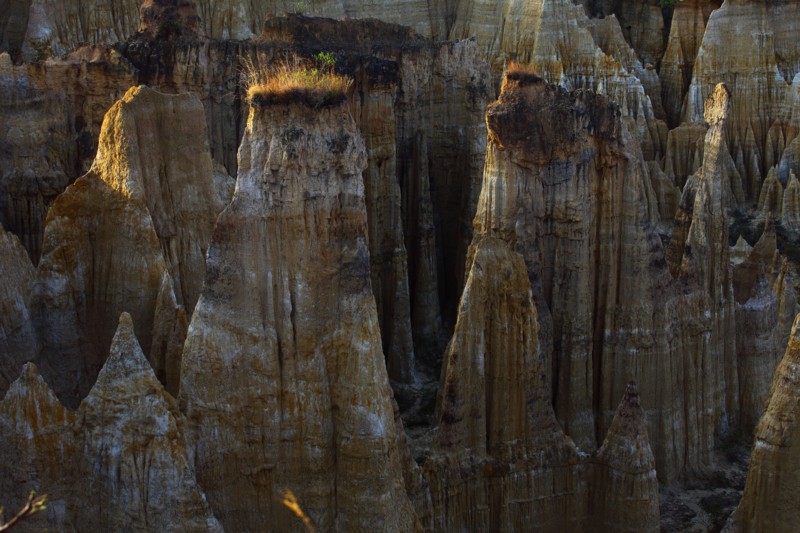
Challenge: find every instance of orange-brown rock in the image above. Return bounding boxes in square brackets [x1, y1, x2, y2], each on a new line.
[31, 85, 223, 404]
[0, 362, 76, 531]
[138, 0, 203, 40]
[682, 0, 800, 205]
[0, 51, 137, 263]
[473, 73, 742, 483]
[0, 224, 38, 396]
[179, 98, 420, 532]
[591, 382, 659, 533]
[74, 312, 222, 532]
[726, 312, 800, 532]
[0, 315, 222, 532]
[425, 235, 587, 531]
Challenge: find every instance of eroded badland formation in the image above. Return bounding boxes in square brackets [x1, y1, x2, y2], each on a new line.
[1, 0, 800, 531]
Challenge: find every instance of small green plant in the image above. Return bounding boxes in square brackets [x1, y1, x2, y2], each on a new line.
[0, 492, 47, 532]
[314, 52, 336, 70]
[292, 2, 308, 14]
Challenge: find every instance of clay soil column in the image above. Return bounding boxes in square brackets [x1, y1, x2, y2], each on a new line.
[179, 94, 420, 532]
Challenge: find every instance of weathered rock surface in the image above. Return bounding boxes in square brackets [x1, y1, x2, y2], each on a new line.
[660, 0, 721, 127]
[0, 224, 38, 396]
[449, 0, 667, 165]
[425, 235, 660, 531]
[0, 362, 76, 532]
[75, 312, 222, 532]
[1, 14, 491, 386]
[682, 0, 800, 206]
[5, 0, 449, 60]
[425, 235, 587, 531]
[471, 72, 745, 483]
[592, 382, 659, 533]
[179, 98, 420, 532]
[138, 0, 204, 40]
[32, 85, 223, 404]
[0, 315, 222, 532]
[733, 220, 797, 430]
[782, 171, 800, 231]
[726, 312, 800, 532]
[0, 49, 137, 263]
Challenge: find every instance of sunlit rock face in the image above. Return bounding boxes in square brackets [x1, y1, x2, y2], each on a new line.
[727, 312, 800, 532]
[178, 98, 421, 533]
[31, 85, 225, 405]
[1, 12, 492, 385]
[0, 50, 137, 264]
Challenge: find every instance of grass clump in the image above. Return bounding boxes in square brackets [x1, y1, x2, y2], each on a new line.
[243, 54, 352, 109]
[502, 61, 543, 87]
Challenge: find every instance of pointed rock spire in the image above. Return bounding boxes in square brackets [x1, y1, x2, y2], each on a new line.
[757, 167, 783, 220]
[593, 381, 659, 533]
[782, 170, 800, 231]
[0, 224, 38, 397]
[77, 312, 222, 532]
[728, 314, 800, 531]
[0, 362, 76, 532]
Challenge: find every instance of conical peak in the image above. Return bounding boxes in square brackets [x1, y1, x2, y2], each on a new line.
[622, 381, 641, 410]
[704, 83, 731, 126]
[3, 363, 58, 403]
[608, 381, 648, 440]
[88, 313, 158, 397]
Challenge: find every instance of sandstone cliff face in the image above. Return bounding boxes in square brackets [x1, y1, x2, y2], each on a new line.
[1, 14, 491, 385]
[470, 72, 745, 483]
[5, 0, 449, 60]
[179, 99, 420, 532]
[0, 224, 38, 396]
[682, 0, 800, 205]
[425, 235, 587, 531]
[425, 234, 660, 531]
[32, 85, 223, 404]
[0, 315, 222, 532]
[0, 50, 137, 263]
[727, 312, 800, 532]
[449, 0, 667, 166]
[660, 0, 721, 127]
